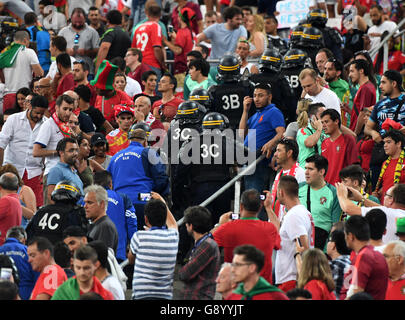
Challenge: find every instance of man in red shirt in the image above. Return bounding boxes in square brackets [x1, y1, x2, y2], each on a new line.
[54, 53, 75, 99]
[213, 189, 280, 284]
[51, 245, 114, 300]
[0, 173, 22, 246]
[106, 104, 135, 156]
[152, 73, 183, 130]
[28, 237, 68, 300]
[348, 59, 376, 133]
[125, 48, 151, 92]
[383, 240, 405, 300]
[73, 61, 97, 107]
[91, 60, 132, 125]
[373, 129, 405, 203]
[341, 215, 388, 300]
[227, 245, 288, 300]
[132, 5, 165, 79]
[321, 109, 359, 185]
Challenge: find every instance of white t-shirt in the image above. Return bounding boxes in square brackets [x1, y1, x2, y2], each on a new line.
[4, 47, 39, 94]
[368, 21, 397, 60]
[125, 76, 142, 98]
[305, 87, 341, 115]
[102, 274, 125, 300]
[275, 204, 313, 284]
[361, 206, 405, 243]
[34, 116, 64, 175]
[46, 56, 76, 80]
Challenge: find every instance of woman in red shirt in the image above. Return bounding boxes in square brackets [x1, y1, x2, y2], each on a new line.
[296, 248, 336, 300]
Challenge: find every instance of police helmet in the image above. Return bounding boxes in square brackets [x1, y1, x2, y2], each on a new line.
[307, 8, 328, 28]
[51, 180, 81, 203]
[289, 25, 305, 47]
[217, 53, 241, 82]
[299, 27, 324, 48]
[281, 49, 308, 69]
[189, 87, 212, 110]
[259, 48, 282, 73]
[175, 100, 207, 127]
[298, 18, 312, 28]
[129, 122, 156, 142]
[202, 112, 229, 131]
[0, 17, 18, 34]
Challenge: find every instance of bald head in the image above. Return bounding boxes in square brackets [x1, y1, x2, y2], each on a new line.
[134, 96, 152, 117]
[64, 90, 79, 108]
[0, 172, 19, 192]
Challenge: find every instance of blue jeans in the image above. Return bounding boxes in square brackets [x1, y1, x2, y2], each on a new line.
[244, 159, 271, 193]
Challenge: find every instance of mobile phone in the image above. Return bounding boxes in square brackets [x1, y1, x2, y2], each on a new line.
[138, 193, 152, 201]
[0, 268, 12, 281]
[231, 213, 239, 220]
[168, 25, 174, 33]
[260, 194, 266, 201]
[295, 238, 302, 247]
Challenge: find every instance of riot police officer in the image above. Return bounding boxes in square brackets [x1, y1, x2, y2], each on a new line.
[189, 87, 212, 111]
[26, 181, 88, 243]
[307, 8, 343, 62]
[173, 112, 251, 223]
[295, 26, 324, 68]
[208, 53, 255, 130]
[280, 48, 312, 103]
[250, 48, 296, 124]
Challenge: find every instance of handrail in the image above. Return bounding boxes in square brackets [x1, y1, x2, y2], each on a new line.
[176, 154, 266, 226]
[369, 17, 405, 58]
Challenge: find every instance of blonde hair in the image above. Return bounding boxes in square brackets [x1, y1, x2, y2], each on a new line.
[297, 248, 335, 292]
[298, 68, 318, 82]
[248, 14, 265, 42]
[297, 99, 312, 129]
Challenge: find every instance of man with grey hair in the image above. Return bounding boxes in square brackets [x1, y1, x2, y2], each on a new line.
[0, 172, 23, 246]
[0, 226, 37, 300]
[84, 184, 118, 254]
[215, 262, 236, 300]
[1, 29, 44, 112]
[383, 240, 405, 300]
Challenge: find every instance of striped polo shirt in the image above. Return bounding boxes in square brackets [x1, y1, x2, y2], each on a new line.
[130, 228, 179, 300]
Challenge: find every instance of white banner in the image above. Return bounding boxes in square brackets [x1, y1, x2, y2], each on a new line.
[276, 0, 312, 29]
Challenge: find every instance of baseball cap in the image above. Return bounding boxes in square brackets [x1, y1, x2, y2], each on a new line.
[383, 70, 405, 92]
[91, 133, 107, 146]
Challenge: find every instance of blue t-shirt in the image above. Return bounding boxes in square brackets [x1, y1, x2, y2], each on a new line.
[47, 162, 84, 195]
[370, 93, 405, 136]
[244, 104, 285, 151]
[204, 23, 247, 60]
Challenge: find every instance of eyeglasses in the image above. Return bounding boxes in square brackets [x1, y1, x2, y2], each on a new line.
[231, 262, 252, 268]
[125, 54, 135, 58]
[74, 33, 80, 45]
[385, 193, 393, 198]
[68, 121, 79, 125]
[24, 99, 32, 103]
[36, 85, 50, 89]
[383, 254, 399, 259]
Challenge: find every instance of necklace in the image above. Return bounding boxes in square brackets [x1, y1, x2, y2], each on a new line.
[375, 149, 405, 191]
